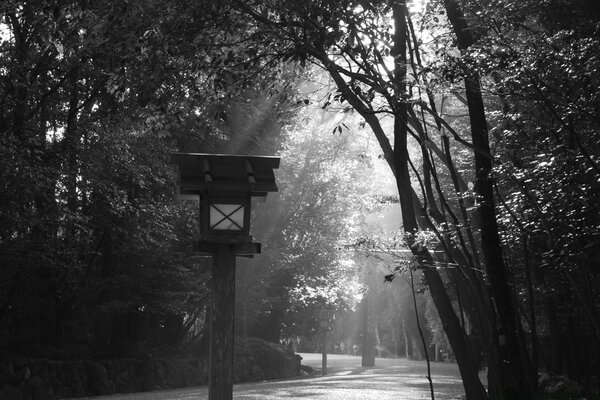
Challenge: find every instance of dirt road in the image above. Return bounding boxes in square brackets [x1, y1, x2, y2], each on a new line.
[79, 353, 469, 400]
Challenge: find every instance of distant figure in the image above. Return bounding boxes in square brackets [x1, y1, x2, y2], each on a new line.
[353, 344, 359, 356]
[340, 341, 346, 354]
[468, 328, 483, 371]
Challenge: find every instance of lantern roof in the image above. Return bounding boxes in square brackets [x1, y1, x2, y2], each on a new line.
[171, 153, 280, 197]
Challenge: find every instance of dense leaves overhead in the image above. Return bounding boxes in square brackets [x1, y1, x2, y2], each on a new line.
[228, 0, 600, 398]
[0, 0, 299, 355]
[1, 2, 600, 398]
[464, 0, 600, 273]
[236, 99, 378, 340]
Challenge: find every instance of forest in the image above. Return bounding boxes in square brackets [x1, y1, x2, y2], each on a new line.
[1, 0, 599, 399]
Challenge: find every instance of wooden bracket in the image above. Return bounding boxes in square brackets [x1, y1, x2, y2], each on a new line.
[195, 241, 261, 257]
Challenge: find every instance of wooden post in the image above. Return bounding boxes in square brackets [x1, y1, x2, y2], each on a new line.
[321, 329, 327, 376]
[392, 321, 398, 359]
[361, 292, 376, 367]
[171, 153, 279, 400]
[209, 244, 236, 400]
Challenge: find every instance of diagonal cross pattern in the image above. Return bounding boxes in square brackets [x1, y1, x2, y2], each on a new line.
[210, 204, 244, 230]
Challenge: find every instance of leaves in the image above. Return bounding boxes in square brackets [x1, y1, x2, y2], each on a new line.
[0, 0, 299, 353]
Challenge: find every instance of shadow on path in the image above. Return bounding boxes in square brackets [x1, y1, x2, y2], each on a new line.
[80, 353, 469, 400]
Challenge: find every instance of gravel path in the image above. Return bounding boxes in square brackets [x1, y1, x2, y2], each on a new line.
[79, 353, 471, 400]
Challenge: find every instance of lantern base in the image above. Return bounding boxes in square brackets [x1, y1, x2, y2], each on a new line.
[200, 232, 254, 244]
[195, 241, 261, 257]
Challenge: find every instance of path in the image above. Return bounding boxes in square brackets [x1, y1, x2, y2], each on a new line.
[80, 354, 469, 400]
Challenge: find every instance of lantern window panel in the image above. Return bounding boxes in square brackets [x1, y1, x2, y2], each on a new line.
[209, 203, 245, 231]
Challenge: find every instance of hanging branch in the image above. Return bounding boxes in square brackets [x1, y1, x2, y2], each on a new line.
[408, 265, 435, 400]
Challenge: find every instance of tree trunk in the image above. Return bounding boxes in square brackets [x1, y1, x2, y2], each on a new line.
[545, 297, 563, 375]
[361, 284, 375, 366]
[402, 317, 411, 359]
[441, 1, 537, 398]
[391, 3, 487, 399]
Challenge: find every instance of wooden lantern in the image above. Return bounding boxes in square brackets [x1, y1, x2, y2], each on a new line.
[171, 153, 280, 244]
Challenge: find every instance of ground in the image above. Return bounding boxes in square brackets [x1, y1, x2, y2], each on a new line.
[79, 353, 475, 399]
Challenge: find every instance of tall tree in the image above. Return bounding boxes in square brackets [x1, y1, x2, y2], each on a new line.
[441, 1, 537, 398]
[233, 1, 489, 398]
[464, 0, 600, 390]
[236, 103, 373, 342]
[0, 0, 295, 356]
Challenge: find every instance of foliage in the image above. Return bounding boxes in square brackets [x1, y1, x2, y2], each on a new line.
[232, 0, 600, 398]
[236, 95, 377, 341]
[0, 0, 297, 356]
[2, 1, 600, 398]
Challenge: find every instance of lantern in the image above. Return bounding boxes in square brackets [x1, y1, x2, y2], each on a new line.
[171, 153, 280, 245]
[172, 152, 280, 400]
[200, 193, 251, 241]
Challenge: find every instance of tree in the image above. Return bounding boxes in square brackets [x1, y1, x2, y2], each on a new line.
[231, 0, 598, 397]
[440, 1, 537, 398]
[460, 0, 600, 389]
[3, 1, 599, 398]
[232, 1, 490, 398]
[236, 100, 374, 342]
[0, 0, 296, 356]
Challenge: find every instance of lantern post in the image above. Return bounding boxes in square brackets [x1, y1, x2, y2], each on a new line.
[171, 153, 280, 400]
[319, 310, 334, 376]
